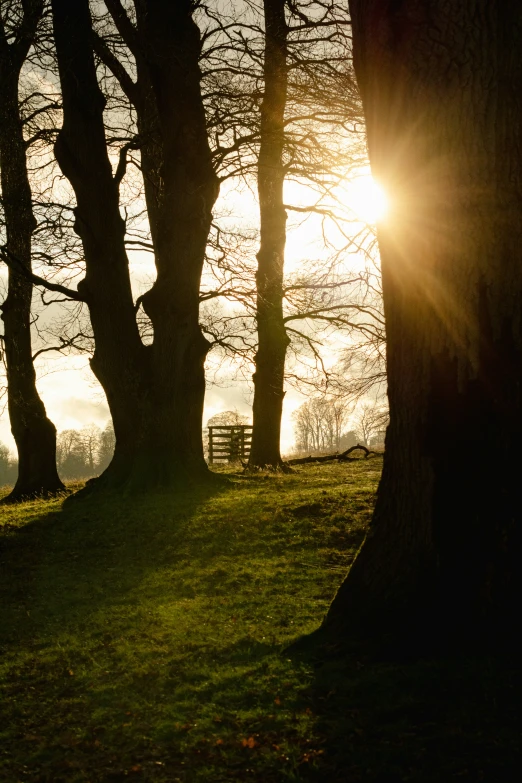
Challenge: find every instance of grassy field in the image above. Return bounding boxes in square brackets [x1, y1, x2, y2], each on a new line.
[1, 459, 521, 782]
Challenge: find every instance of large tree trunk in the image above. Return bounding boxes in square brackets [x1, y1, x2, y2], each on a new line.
[95, 0, 220, 481]
[133, 0, 220, 479]
[51, 0, 151, 487]
[52, 0, 218, 488]
[248, 0, 290, 470]
[0, 2, 65, 501]
[325, 1, 522, 643]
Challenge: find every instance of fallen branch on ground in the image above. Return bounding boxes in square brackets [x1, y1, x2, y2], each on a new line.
[285, 444, 380, 466]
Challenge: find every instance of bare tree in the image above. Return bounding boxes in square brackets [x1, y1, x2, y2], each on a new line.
[353, 402, 387, 446]
[0, 0, 64, 500]
[97, 422, 115, 472]
[1, 0, 382, 493]
[49, 0, 222, 490]
[246, 0, 290, 470]
[193, 1, 372, 464]
[79, 423, 101, 473]
[293, 394, 350, 453]
[56, 428, 87, 478]
[207, 410, 250, 427]
[0, 440, 17, 485]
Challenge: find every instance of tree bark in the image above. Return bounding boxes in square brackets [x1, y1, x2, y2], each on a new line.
[51, 0, 151, 487]
[248, 0, 290, 470]
[0, 0, 65, 501]
[132, 0, 220, 479]
[325, 1, 522, 643]
[96, 0, 220, 480]
[51, 0, 218, 488]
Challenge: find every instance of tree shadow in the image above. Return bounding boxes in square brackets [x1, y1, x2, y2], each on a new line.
[0, 480, 229, 645]
[289, 639, 522, 782]
[7, 461, 515, 781]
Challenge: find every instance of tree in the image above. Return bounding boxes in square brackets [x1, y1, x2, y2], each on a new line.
[339, 429, 358, 451]
[97, 422, 115, 473]
[293, 399, 315, 452]
[353, 402, 387, 446]
[91, 0, 368, 477]
[7, 0, 377, 491]
[50, 0, 218, 489]
[95, 0, 220, 483]
[79, 423, 101, 474]
[324, 1, 522, 643]
[293, 395, 350, 453]
[0, 441, 17, 485]
[55, 425, 109, 479]
[56, 428, 88, 479]
[207, 410, 250, 428]
[0, 0, 64, 500]
[227, 0, 363, 470]
[50, 0, 147, 489]
[54, 424, 115, 479]
[247, 0, 290, 470]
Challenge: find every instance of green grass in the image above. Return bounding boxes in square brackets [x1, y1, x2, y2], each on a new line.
[1, 460, 521, 782]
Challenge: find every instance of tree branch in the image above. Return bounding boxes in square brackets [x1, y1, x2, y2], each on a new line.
[285, 444, 378, 466]
[0, 245, 85, 302]
[32, 332, 91, 360]
[104, 0, 142, 61]
[114, 136, 142, 187]
[92, 29, 139, 103]
[3, 0, 44, 71]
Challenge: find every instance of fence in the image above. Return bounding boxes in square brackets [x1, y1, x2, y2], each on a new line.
[208, 425, 253, 464]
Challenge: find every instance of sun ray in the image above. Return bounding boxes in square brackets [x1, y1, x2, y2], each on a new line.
[343, 174, 389, 224]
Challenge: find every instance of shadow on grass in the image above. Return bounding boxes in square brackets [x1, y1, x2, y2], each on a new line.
[9, 460, 498, 782]
[287, 634, 522, 783]
[0, 479, 229, 645]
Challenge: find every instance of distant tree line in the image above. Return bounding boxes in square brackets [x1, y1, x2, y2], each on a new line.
[292, 395, 387, 454]
[0, 423, 115, 485]
[0, 443, 17, 486]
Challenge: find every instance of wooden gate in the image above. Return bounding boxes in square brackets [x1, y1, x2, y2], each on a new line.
[208, 425, 252, 464]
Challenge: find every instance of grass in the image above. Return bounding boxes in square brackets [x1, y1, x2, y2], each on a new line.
[0, 460, 521, 782]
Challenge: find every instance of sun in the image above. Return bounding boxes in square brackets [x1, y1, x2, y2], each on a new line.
[342, 173, 389, 224]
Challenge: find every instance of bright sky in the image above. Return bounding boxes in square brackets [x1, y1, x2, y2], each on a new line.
[0, 170, 385, 457]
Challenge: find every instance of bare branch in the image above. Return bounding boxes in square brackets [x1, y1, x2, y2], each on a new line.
[92, 29, 139, 103]
[0, 245, 85, 302]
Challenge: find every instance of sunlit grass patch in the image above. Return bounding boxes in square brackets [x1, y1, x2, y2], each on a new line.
[2, 458, 519, 782]
[0, 461, 379, 782]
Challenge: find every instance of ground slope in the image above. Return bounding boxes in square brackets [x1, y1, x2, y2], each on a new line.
[0, 460, 520, 782]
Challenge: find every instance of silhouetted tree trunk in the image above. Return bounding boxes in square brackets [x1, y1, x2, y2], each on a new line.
[325, 1, 522, 643]
[0, 0, 64, 501]
[51, 0, 217, 488]
[51, 0, 151, 486]
[96, 0, 220, 481]
[132, 0, 219, 480]
[248, 0, 290, 470]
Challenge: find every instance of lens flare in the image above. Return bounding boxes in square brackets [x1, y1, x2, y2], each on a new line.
[344, 175, 389, 224]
